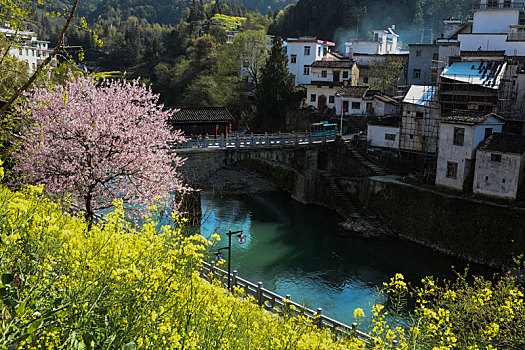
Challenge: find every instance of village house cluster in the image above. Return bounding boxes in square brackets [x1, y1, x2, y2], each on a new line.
[0, 26, 54, 73]
[284, 0, 525, 200]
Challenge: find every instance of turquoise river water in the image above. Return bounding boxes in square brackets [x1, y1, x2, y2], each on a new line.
[199, 190, 491, 325]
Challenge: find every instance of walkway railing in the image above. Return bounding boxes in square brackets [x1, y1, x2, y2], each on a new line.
[200, 261, 378, 346]
[170, 133, 336, 150]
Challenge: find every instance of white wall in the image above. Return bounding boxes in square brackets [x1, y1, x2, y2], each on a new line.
[372, 99, 397, 117]
[458, 33, 525, 55]
[473, 10, 519, 33]
[335, 97, 368, 115]
[436, 118, 504, 190]
[306, 86, 338, 109]
[400, 104, 439, 153]
[287, 41, 325, 86]
[436, 123, 476, 190]
[310, 67, 352, 83]
[438, 44, 460, 68]
[367, 125, 400, 149]
[473, 151, 523, 199]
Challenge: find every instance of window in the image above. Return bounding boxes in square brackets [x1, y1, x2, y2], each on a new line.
[413, 69, 421, 79]
[304, 46, 311, 56]
[321, 70, 327, 78]
[385, 133, 396, 141]
[433, 53, 439, 61]
[18, 49, 22, 55]
[363, 77, 369, 84]
[416, 111, 424, 119]
[351, 102, 361, 110]
[329, 95, 335, 103]
[446, 162, 458, 179]
[318, 46, 322, 56]
[484, 128, 493, 139]
[491, 153, 502, 162]
[310, 94, 316, 102]
[453, 127, 465, 146]
[303, 66, 310, 75]
[343, 71, 349, 79]
[291, 54, 297, 64]
[416, 50, 422, 57]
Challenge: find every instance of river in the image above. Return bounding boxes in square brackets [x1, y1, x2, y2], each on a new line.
[199, 190, 491, 325]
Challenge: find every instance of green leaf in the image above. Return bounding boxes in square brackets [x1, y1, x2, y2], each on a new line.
[1, 273, 14, 285]
[15, 299, 27, 314]
[122, 342, 137, 350]
[0, 288, 7, 297]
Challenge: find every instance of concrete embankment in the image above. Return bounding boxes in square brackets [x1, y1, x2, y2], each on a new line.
[353, 176, 525, 270]
[241, 151, 525, 270]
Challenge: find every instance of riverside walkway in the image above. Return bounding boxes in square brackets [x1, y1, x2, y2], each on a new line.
[170, 133, 336, 150]
[200, 261, 385, 347]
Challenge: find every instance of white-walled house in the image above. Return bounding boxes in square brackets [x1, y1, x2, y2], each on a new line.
[286, 37, 335, 86]
[0, 26, 53, 73]
[400, 85, 440, 154]
[345, 28, 402, 56]
[367, 119, 401, 149]
[372, 94, 399, 117]
[305, 60, 359, 110]
[435, 112, 505, 191]
[473, 133, 525, 199]
[351, 53, 409, 96]
[334, 86, 371, 116]
[457, 0, 525, 56]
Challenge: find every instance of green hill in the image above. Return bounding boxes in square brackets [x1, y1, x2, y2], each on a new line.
[269, 0, 476, 46]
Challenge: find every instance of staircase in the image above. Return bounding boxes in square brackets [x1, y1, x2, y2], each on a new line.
[347, 146, 390, 176]
[318, 170, 360, 219]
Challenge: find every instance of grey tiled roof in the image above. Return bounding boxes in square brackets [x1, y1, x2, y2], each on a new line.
[440, 111, 503, 125]
[368, 117, 401, 127]
[311, 60, 355, 68]
[168, 107, 235, 124]
[336, 85, 369, 98]
[478, 133, 525, 154]
[461, 50, 506, 57]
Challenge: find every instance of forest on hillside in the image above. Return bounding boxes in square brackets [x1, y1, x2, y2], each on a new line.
[69, 0, 295, 25]
[269, 0, 476, 47]
[27, 0, 475, 128]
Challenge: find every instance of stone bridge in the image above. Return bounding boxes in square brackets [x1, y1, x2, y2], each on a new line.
[175, 140, 331, 204]
[170, 132, 336, 150]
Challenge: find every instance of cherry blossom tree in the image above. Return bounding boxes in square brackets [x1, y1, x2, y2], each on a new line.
[15, 75, 187, 228]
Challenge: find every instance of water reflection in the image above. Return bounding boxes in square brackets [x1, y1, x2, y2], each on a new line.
[200, 190, 491, 324]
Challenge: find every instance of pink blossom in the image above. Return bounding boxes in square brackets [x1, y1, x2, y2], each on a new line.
[15, 75, 188, 226]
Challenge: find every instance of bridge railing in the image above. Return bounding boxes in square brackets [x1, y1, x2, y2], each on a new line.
[200, 261, 381, 346]
[169, 133, 336, 150]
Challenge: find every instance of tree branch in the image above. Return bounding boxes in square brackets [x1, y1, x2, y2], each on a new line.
[0, 0, 80, 116]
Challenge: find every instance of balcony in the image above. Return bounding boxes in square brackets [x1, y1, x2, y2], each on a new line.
[508, 30, 525, 40]
[472, 1, 525, 11]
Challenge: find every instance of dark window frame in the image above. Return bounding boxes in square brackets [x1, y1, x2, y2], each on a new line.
[453, 127, 465, 146]
[446, 162, 458, 179]
[491, 153, 502, 162]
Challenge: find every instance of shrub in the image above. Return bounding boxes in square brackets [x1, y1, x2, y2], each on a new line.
[0, 183, 365, 349]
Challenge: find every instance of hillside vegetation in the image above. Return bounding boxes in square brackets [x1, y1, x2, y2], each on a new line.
[269, 0, 476, 45]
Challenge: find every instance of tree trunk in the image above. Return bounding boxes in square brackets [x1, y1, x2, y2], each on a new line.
[85, 193, 94, 231]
